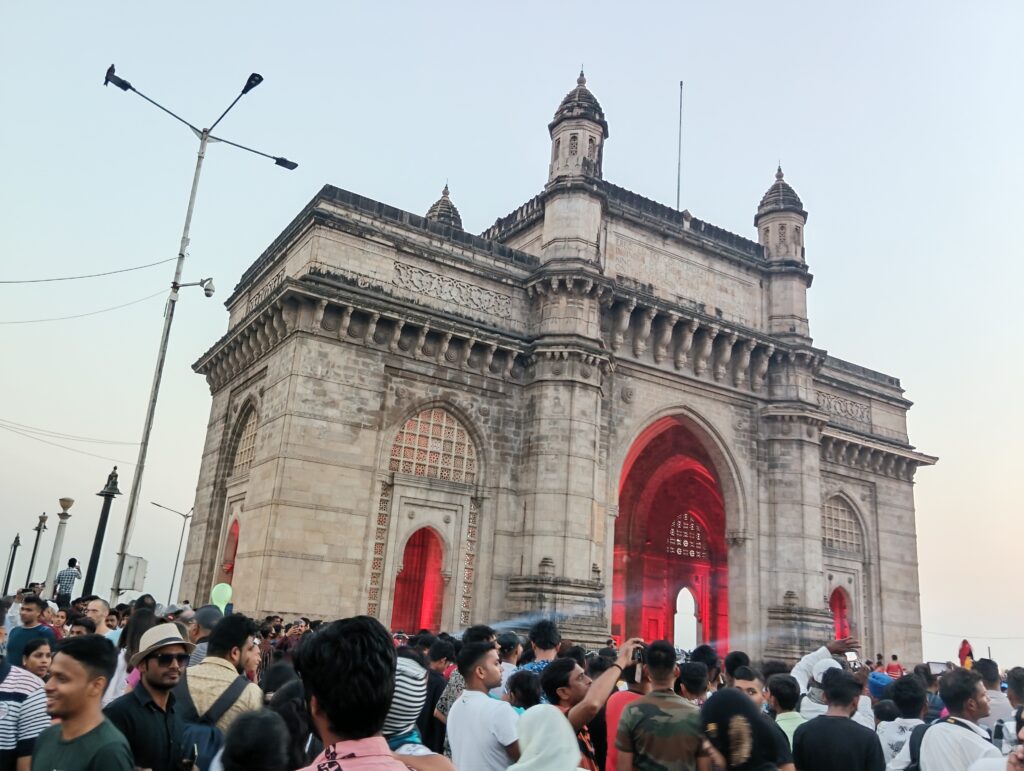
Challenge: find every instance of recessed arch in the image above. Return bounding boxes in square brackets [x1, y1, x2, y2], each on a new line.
[613, 413, 734, 648]
[822, 493, 866, 555]
[391, 526, 446, 633]
[217, 518, 240, 587]
[829, 586, 852, 639]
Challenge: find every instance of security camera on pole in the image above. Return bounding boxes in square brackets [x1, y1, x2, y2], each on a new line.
[102, 65, 296, 602]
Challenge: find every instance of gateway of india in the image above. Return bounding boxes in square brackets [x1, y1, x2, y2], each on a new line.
[180, 72, 935, 661]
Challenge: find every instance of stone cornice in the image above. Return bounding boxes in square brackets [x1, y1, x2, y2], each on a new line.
[197, 279, 533, 394]
[820, 428, 937, 482]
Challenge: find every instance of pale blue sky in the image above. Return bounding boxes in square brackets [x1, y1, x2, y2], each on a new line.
[1, 2, 1020, 663]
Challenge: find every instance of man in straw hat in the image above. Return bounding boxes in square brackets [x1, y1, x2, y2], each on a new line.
[104, 622, 195, 771]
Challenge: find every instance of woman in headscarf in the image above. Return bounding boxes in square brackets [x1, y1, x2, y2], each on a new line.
[701, 687, 794, 771]
[510, 704, 585, 771]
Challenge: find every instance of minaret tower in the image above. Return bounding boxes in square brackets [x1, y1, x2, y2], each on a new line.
[548, 70, 609, 182]
[755, 166, 811, 340]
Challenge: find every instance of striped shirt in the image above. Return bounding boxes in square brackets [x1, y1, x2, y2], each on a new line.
[0, 658, 50, 767]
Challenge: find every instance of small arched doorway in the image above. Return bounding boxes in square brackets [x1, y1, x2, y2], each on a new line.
[829, 586, 851, 639]
[391, 527, 445, 633]
[614, 416, 729, 647]
[217, 519, 239, 586]
[674, 587, 701, 652]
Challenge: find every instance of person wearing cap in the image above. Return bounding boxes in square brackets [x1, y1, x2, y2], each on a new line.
[790, 637, 874, 729]
[188, 604, 223, 667]
[103, 623, 195, 771]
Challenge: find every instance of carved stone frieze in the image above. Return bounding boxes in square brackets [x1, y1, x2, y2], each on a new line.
[392, 262, 512, 319]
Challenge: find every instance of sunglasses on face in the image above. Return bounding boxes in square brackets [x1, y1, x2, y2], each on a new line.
[150, 653, 190, 667]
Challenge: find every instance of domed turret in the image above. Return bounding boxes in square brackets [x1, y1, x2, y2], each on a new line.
[755, 166, 807, 263]
[548, 70, 608, 182]
[425, 184, 463, 231]
[549, 70, 609, 136]
[755, 166, 811, 339]
[755, 166, 806, 223]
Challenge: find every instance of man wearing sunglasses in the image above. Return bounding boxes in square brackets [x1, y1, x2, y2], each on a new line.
[104, 622, 195, 771]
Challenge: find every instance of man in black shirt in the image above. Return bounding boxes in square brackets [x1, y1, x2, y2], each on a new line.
[104, 623, 195, 771]
[793, 668, 884, 771]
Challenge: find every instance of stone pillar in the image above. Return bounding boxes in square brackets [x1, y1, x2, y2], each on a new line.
[44, 498, 75, 595]
[760, 353, 833, 659]
[507, 275, 609, 644]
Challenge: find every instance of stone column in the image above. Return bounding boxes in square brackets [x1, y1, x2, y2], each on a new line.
[45, 498, 75, 595]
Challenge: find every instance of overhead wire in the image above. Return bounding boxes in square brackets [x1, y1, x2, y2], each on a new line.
[0, 257, 175, 284]
[0, 418, 138, 446]
[923, 629, 1024, 641]
[0, 289, 165, 324]
[0, 423, 135, 465]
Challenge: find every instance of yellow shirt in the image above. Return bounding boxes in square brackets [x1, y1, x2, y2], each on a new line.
[185, 655, 263, 733]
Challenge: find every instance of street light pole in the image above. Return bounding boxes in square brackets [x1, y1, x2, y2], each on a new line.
[85, 467, 121, 596]
[25, 513, 48, 587]
[151, 502, 193, 604]
[2, 534, 21, 595]
[102, 65, 296, 603]
[45, 497, 75, 597]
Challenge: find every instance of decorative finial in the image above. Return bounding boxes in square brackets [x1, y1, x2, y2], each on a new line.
[776, 164, 784, 181]
[442, 183, 449, 197]
[577, 68, 586, 87]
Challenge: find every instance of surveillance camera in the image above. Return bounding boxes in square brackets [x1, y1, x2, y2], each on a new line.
[202, 279, 215, 298]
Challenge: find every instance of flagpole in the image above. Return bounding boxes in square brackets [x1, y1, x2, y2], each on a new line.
[676, 80, 683, 210]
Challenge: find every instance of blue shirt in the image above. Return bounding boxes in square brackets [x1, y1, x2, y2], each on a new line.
[6, 625, 56, 669]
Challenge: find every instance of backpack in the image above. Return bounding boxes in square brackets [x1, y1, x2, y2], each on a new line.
[174, 670, 251, 771]
[905, 718, 978, 771]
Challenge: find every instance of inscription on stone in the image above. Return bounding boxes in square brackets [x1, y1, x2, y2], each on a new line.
[392, 262, 512, 319]
[816, 390, 871, 429]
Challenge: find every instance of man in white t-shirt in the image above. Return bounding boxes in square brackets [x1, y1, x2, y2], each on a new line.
[888, 668, 1000, 771]
[447, 640, 520, 770]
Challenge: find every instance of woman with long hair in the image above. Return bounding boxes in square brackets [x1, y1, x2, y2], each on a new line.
[113, 608, 157, 697]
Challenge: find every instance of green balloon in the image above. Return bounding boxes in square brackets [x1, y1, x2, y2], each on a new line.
[210, 582, 233, 611]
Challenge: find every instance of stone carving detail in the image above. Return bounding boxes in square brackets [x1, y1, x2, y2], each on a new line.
[393, 262, 512, 319]
[367, 481, 392, 618]
[460, 499, 480, 625]
[816, 391, 871, 429]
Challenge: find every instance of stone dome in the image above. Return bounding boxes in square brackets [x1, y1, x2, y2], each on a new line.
[756, 166, 806, 222]
[549, 70, 609, 137]
[425, 184, 463, 231]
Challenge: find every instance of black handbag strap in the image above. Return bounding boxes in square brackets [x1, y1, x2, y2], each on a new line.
[176, 669, 250, 725]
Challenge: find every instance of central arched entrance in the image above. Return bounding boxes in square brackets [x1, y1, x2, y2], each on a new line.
[613, 416, 729, 648]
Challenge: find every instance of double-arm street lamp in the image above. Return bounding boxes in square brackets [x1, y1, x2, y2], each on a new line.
[151, 501, 193, 604]
[103, 65, 297, 602]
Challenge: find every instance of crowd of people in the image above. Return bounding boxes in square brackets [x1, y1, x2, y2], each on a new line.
[1, 574, 1022, 771]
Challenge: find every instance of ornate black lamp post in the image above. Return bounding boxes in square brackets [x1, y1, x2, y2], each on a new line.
[83, 467, 121, 596]
[2, 534, 20, 595]
[24, 513, 48, 586]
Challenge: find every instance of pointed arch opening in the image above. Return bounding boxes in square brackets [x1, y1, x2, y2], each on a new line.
[217, 519, 240, 586]
[674, 587, 701, 652]
[231, 404, 259, 477]
[614, 416, 729, 648]
[391, 527, 445, 633]
[830, 586, 851, 639]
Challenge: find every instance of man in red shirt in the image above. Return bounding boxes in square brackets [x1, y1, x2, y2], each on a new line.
[606, 663, 649, 771]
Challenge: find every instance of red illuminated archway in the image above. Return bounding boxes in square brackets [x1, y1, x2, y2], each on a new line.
[217, 519, 239, 586]
[614, 416, 729, 648]
[391, 527, 445, 633]
[829, 586, 851, 639]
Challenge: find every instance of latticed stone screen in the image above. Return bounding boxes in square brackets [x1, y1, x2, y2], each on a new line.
[231, 409, 258, 476]
[666, 511, 709, 560]
[389, 408, 477, 484]
[823, 496, 863, 553]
